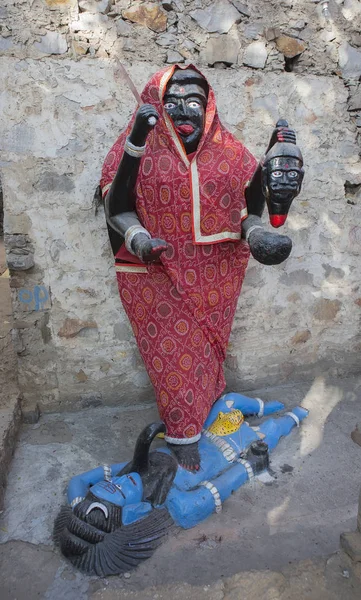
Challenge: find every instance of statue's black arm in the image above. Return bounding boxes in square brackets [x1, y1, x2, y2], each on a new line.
[242, 123, 296, 266]
[104, 105, 168, 262]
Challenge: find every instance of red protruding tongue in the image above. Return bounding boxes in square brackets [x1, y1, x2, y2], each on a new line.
[176, 124, 194, 135]
[270, 214, 287, 228]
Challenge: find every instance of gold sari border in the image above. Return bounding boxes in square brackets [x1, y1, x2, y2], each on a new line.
[102, 182, 112, 198]
[115, 264, 148, 273]
[190, 160, 243, 245]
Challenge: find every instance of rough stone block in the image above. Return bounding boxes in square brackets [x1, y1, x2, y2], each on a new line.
[5, 232, 35, 271]
[78, 0, 110, 13]
[161, 0, 184, 11]
[229, 0, 250, 17]
[339, 43, 361, 79]
[264, 27, 280, 41]
[58, 318, 98, 338]
[244, 23, 264, 40]
[313, 299, 341, 322]
[7, 253, 35, 271]
[349, 88, 361, 111]
[243, 40, 267, 69]
[291, 330, 311, 345]
[123, 3, 167, 32]
[115, 18, 132, 36]
[45, 0, 77, 5]
[70, 13, 109, 32]
[340, 532, 361, 562]
[72, 41, 89, 56]
[201, 35, 240, 66]
[33, 171, 75, 192]
[4, 234, 30, 250]
[276, 35, 306, 58]
[156, 32, 178, 47]
[0, 37, 13, 51]
[166, 50, 184, 64]
[33, 32, 68, 55]
[190, 1, 242, 34]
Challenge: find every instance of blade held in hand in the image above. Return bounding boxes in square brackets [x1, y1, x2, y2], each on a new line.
[114, 59, 156, 126]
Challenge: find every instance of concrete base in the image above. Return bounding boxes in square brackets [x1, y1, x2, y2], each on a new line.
[1, 374, 361, 598]
[341, 532, 361, 563]
[0, 238, 21, 509]
[0, 393, 21, 510]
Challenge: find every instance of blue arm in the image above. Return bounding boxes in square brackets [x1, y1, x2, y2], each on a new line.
[204, 392, 285, 428]
[259, 406, 309, 451]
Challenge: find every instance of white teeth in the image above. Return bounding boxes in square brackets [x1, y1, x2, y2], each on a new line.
[85, 502, 109, 519]
[225, 400, 234, 408]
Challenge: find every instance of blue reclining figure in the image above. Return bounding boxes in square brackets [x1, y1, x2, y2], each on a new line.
[54, 393, 308, 576]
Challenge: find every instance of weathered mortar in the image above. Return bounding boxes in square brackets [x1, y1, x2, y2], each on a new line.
[0, 0, 361, 412]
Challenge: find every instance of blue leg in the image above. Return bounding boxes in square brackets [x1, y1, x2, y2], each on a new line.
[204, 392, 285, 428]
[259, 406, 309, 451]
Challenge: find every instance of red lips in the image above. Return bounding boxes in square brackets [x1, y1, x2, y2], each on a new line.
[270, 214, 287, 228]
[176, 124, 195, 136]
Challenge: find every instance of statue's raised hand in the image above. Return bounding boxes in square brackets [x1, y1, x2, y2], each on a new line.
[131, 233, 168, 264]
[266, 119, 296, 153]
[130, 105, 159, 147]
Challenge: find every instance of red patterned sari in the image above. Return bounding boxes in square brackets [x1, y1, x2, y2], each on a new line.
[101, 66, 257, 443]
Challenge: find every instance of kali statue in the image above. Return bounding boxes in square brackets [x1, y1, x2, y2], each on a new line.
[54, 65, 306, 575]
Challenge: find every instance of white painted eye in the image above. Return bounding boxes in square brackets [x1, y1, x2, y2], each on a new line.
[188, 100, 201, 108]
[288, 170, 298, 178]
[164, 102, 176, 110]
[272, 170, 283, 178]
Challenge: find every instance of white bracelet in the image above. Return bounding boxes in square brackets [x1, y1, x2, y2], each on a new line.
[124, 136, 146, 158]
[245, 225, 264, 243]
[256, 398, 264, 418]
[285, 411, 300, 428]
[124, 225, 151, 255]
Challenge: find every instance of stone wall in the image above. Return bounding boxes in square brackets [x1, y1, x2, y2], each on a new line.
[0, 0, 361, 414]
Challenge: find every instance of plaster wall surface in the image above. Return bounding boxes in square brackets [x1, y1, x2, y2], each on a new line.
[0, 0, 361, 412]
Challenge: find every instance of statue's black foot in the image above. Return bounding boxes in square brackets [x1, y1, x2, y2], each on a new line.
[167, 441, 200, 471]
[248, 228, 292, 266]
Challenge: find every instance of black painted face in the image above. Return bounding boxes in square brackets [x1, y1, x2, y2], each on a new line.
[262, 156, 304, 227]
[163, 81, 207, 154]
[268, 157, 303, 199]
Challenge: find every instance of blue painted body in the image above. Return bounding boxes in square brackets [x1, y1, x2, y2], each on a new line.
[67, 393, 308, 530]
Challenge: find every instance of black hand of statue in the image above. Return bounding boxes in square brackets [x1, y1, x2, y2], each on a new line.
[266, 119, 296, 153]
[132, 233, 168, 263]
[248, 228, 292, 266]
[130, 105, 159, 147]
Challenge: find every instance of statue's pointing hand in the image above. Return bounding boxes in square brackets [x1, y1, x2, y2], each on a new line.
[130, 104, 159, 147]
